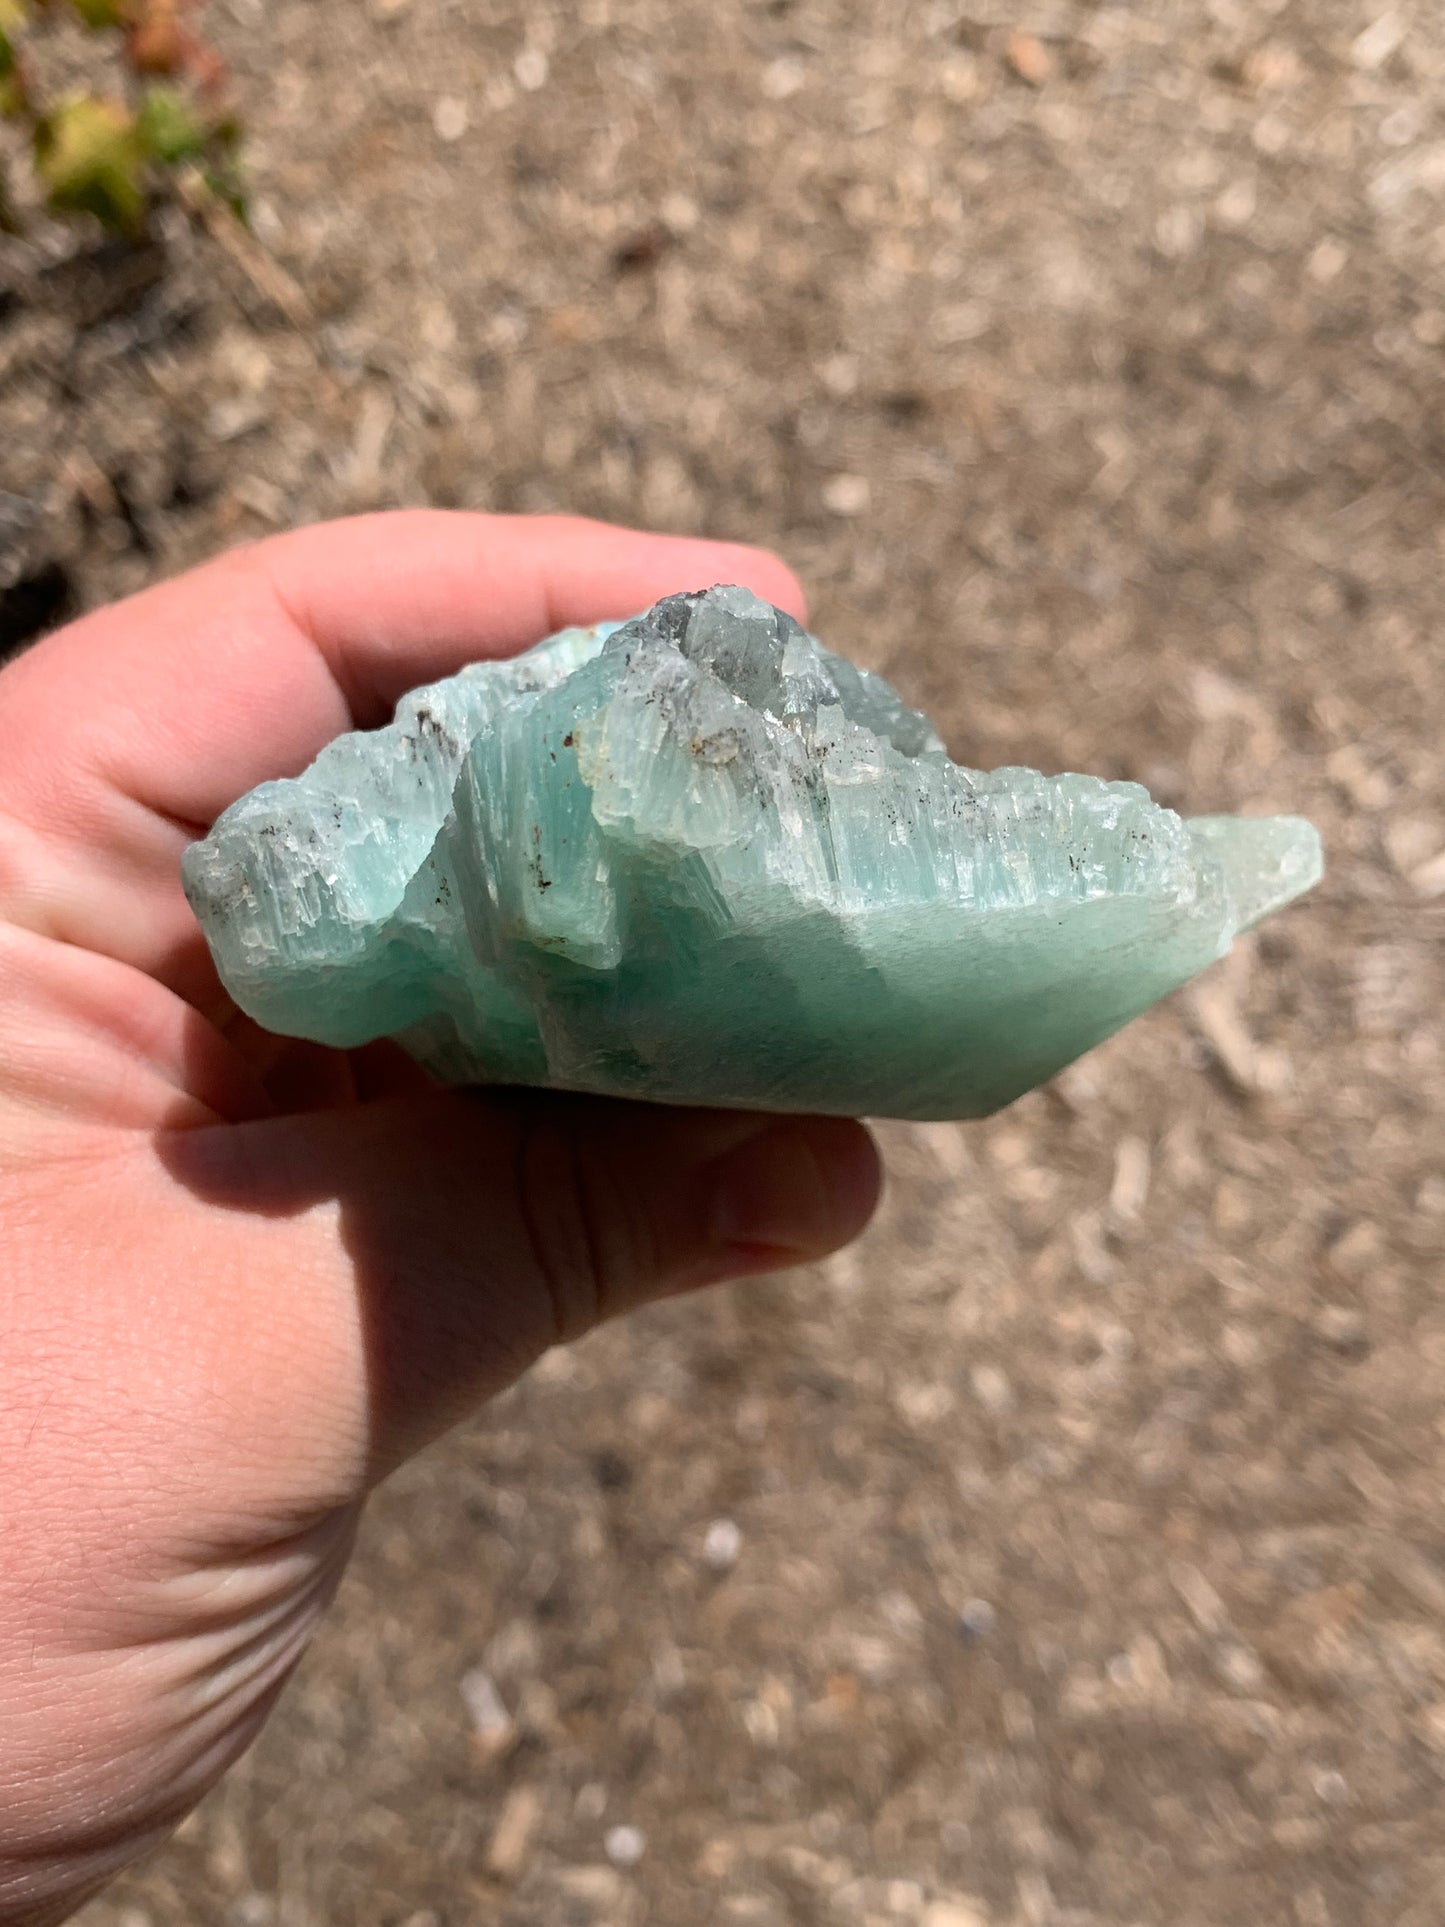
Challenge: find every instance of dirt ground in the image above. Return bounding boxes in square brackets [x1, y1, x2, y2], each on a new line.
[3, 1, 1443, 1923]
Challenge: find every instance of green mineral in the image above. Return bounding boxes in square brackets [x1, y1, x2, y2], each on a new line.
[182, 587, 1320, 1119]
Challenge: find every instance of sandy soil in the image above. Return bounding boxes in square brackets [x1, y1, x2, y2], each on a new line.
[3, 2, 1443, 1923]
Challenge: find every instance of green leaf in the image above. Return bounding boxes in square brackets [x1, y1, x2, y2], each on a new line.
[137, 82, 204, 162]
[34, 94, 148, 233]
[68, 0, 126, 27]
[0, 2, 23, 86]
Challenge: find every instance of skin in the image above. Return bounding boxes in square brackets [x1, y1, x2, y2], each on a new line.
[0, 512, 881, 1926]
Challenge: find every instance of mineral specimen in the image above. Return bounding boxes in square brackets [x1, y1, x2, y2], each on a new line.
[182, 587, 1321, 1119]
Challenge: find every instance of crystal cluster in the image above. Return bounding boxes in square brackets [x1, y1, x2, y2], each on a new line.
[182, 587, 1321, 1119]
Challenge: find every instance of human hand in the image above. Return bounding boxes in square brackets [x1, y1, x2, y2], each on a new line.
[0, 512, 880, 1925]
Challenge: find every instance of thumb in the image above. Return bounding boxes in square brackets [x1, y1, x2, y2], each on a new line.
[162, 1093, 881, 1482]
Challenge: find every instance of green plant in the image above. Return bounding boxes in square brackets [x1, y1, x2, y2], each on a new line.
[0, 0, 241, 236]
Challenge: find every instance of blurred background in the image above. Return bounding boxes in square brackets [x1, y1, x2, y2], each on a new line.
[3, 1, 1443, 1923]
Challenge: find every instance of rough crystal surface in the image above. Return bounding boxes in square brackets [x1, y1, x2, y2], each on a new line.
[182, 587, 1322, 1119]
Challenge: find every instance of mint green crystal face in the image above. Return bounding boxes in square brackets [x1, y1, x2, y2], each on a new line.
[182, 587, 1321, 1120]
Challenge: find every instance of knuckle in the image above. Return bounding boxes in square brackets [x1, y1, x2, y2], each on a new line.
[0, 808, 50, 931]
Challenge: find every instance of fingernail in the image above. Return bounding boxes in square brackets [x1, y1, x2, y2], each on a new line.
[706, 1119, 880, 1269]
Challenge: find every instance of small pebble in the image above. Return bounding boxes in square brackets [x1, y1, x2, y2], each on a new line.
[821, 473, 871, 518]
[970, 1363, 1012, 1414]
[433, 96, 468, 142]
[1308, 237, 1348, 284]
[761, 56, 805, 100]
[604, 1823, 647, 1867]
[818, 353, 859, 397]
[514, 47, 549, 91]
[704, 1517, 742, 1570]
[1106, 1651, 1136, 1688]
[661, 192, 700, 234]
[575, 1781, 608, 1822]
[1217, 1641, 1267, 1692]
[957, 1598, 997, 1641]
[1098, 1321, 1135, 1363]
[230, 1901, 274, 1927]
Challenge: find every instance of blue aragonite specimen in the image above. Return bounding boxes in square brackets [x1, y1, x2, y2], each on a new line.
[182, 587, 1321, 1119]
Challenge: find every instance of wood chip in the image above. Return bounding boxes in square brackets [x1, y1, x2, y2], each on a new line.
[1108, 1134, 1152, 1219]
[345, 388, 396, 504]
[1172, 1562, 1230, 1636]
[552, 1865, 624, 1904]
[1350, 13, 1405, 71]
[485, 1784, 543, 1880]
[1188, 976, 1289, 1097]
[179, 168, 314, 330]
[230, 476, 289, 526]
[58, 450, 118, 518]
[460, 1667, 517, 1760]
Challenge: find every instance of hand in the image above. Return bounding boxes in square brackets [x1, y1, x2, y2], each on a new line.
[0, 513, 880, 1925]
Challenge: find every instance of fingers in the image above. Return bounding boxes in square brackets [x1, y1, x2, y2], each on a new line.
[0, 511, 804, 992]
[157, 1093, 880, 1485]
